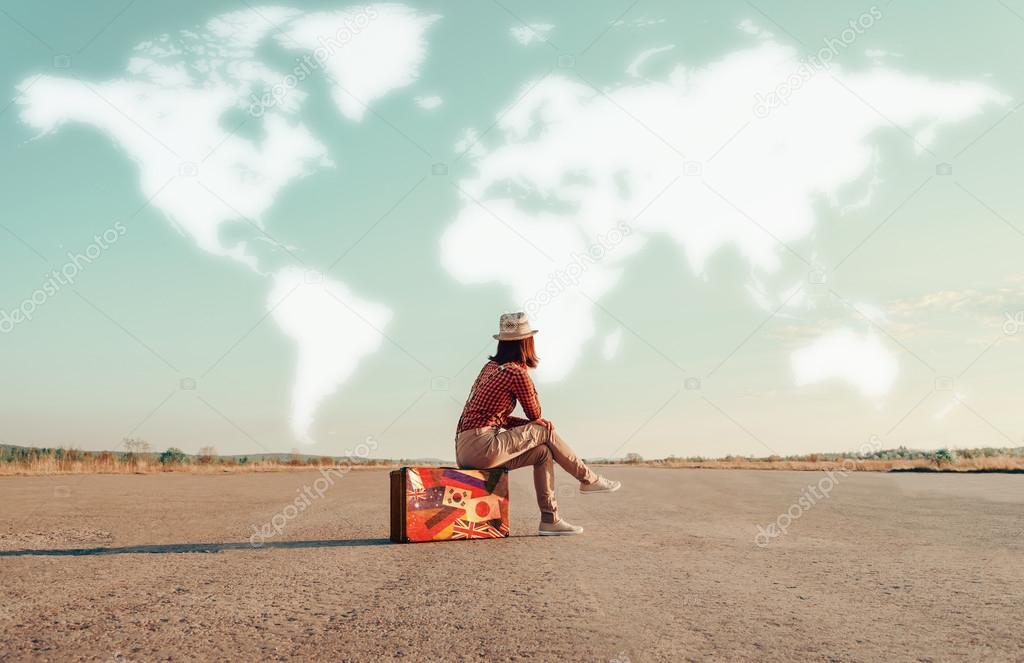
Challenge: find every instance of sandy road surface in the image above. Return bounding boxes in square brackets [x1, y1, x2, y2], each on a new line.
[1, 467, 1022, 662]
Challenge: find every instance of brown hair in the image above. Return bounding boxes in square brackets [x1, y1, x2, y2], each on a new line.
[489, 335, 539, 368]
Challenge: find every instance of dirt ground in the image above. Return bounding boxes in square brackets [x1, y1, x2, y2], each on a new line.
[1, 467, 1021, 662]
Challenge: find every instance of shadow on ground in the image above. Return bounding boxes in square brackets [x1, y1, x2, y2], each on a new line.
[0, 538, 390, 557]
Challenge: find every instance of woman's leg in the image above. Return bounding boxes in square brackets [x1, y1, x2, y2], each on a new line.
[501, 444, 557, 522]
[458, 428, 558, 522]
[455, 428, 500, 469]
[458, 427, 559, 519]
[461, 423, 601, 521]
[492, 422, 599, 485]
[547, 428, 599, 485]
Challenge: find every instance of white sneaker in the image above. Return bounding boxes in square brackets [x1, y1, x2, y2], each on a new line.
[580, 476, 621, 494]
[538, 518, 584, 536]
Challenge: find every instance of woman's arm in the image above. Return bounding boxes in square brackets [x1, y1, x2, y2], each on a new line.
[510, 368, 542, 421]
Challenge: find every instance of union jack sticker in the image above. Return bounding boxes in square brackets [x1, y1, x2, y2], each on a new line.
[451, 519, 505, 539]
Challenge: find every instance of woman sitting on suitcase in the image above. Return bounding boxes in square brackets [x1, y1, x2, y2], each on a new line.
[455, 312, 621, 536]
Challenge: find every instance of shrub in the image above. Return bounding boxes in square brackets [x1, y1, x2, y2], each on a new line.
[933, 448, 956, 466]
[122, 438, 151, 454]
[159, 447, 188, 466]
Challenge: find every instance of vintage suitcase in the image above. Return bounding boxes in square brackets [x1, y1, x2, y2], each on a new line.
[390, 467, 510, 543]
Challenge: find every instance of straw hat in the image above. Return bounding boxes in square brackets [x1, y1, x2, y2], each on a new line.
[493, 312, 539, 341]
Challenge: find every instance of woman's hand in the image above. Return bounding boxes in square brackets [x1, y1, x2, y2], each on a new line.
[536, 418, 554, 432]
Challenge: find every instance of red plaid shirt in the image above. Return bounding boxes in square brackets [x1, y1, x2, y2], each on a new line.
[457, 361, 542, 433]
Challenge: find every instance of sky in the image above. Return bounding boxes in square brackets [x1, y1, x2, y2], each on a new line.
[1, 0, 1022, 461]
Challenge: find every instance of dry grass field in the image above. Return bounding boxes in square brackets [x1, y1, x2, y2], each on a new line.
[3, 445, 1022, 476]
[647, 456, 1024, 472]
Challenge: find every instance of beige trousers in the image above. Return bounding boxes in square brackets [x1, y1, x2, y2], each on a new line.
[455, 423, 598, 517]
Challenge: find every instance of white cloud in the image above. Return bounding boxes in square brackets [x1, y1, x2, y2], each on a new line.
[18, 14, 328, 270]
[886, 287, 1019, 316]
[626, 45, 675, 78]
[737, 20, 771, 38]
[270, 268, 392, 445]
[791, 329, 897, 399]
[510, 23, 553, 46]
[16, 4, 436, 446]
[602, 328, 623, 359]
[415, 94, 443, 110]
[865, 48, 902, 59]
[615, 17, 666, 28]
[280, 5, 439, 121]
[441, 32, 1005, 385]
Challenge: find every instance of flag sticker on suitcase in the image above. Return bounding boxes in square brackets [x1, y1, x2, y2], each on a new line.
[390, 467, 509, 543]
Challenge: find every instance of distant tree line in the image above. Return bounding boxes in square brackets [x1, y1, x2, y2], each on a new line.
[610, 445, 1024, 467]
[0, 439, 397, 471]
